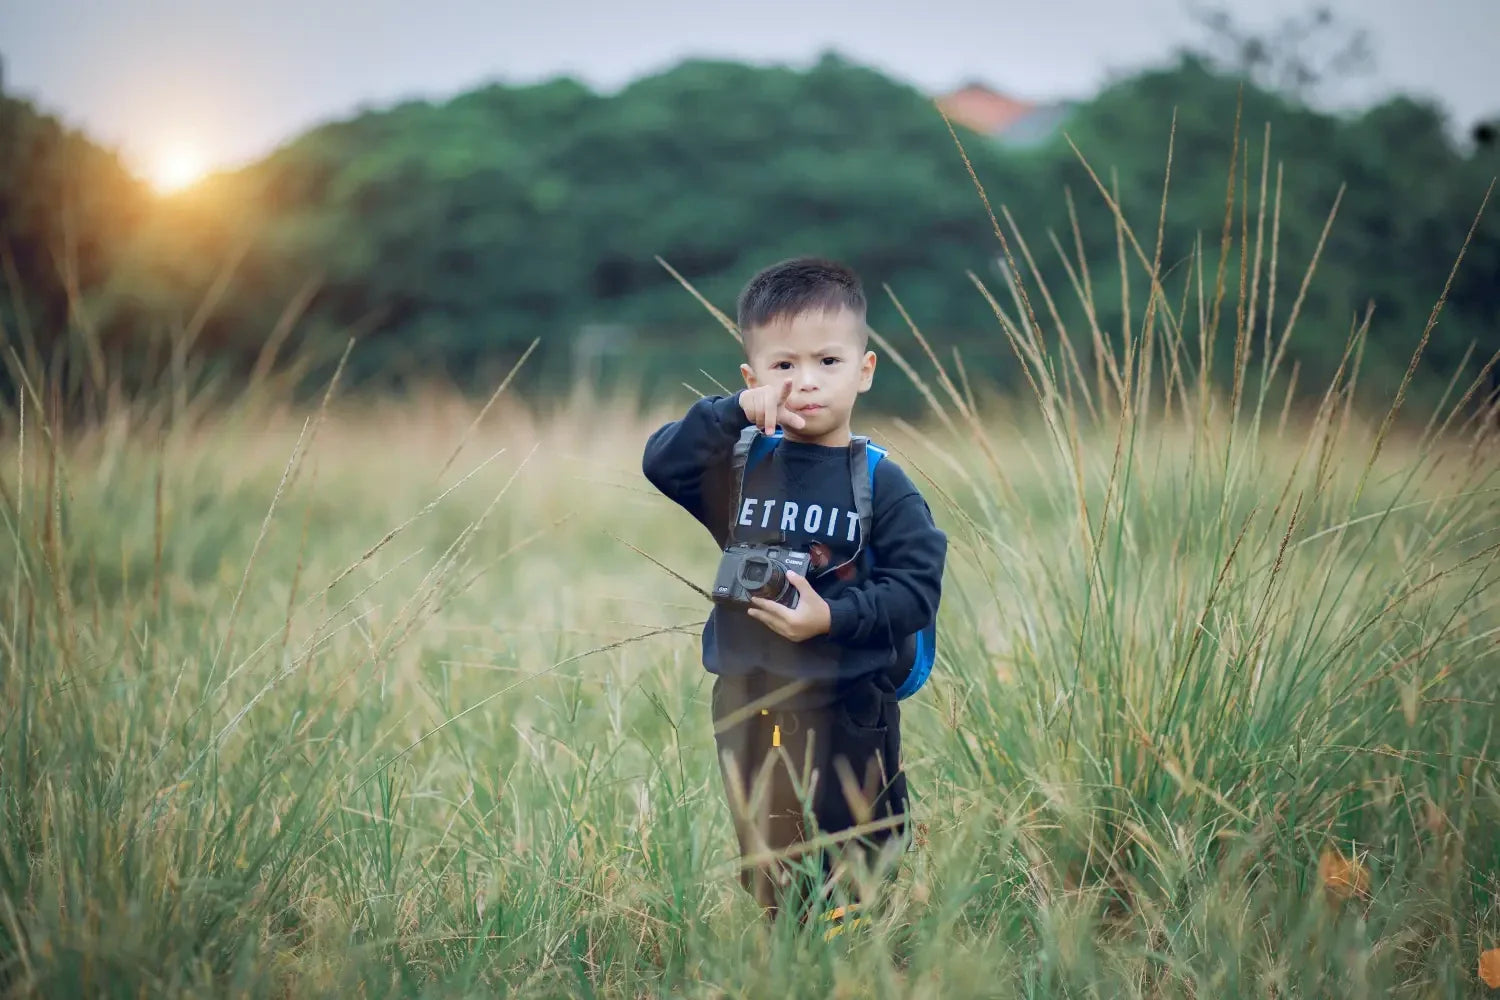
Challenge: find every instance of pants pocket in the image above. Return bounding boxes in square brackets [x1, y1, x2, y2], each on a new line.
[822, 681, 911, 847]
[837, 676, 887, 733]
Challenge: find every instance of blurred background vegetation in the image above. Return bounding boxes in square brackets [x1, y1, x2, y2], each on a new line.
[1, 6, 1496, 419]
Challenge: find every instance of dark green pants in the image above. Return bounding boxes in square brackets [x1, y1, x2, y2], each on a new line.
[711, 670, 909, 920]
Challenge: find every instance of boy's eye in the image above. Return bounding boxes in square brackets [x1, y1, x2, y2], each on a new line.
[773, 361, 792, 370]
[821, 357, 841, 366]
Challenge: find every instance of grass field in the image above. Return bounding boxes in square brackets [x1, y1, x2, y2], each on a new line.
[4, 146, 1500, 997]
[3, 340, 1497, 997]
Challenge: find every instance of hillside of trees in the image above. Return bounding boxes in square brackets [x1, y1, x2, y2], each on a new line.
[2, 49, 1496, 417]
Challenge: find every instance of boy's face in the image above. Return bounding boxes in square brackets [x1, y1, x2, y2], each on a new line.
[740, 307, 877, 446]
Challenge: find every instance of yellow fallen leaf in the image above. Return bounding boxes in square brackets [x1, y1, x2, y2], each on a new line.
[823, 904, 855, 922]
[823, 916, 865, 942]
[1479, 947, 1500, 989]
[1318, 847, 1370, 902]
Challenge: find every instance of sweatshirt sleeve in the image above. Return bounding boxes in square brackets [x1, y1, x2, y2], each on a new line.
[641, 392, 749, 543]
[824, 461, 947, 649]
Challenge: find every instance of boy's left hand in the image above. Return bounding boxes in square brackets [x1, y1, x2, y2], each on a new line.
[746, 572, 831, 642]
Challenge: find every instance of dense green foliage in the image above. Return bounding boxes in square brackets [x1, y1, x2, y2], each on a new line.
[0, 89, 151, 377]
[2, 51, 1496, 414]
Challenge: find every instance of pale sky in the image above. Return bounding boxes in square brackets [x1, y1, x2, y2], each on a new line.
[2, 0, 1495, 186]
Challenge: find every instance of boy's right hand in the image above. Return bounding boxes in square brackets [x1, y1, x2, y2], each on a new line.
[739, 379, 807, 436]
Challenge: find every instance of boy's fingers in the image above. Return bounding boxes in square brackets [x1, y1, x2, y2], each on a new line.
[779, 406, 806, 429]
[748, 597, 785, 620]
[779, 378, 793, 402]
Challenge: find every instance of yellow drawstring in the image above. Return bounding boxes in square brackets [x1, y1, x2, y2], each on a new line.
[761, 708, 780, 748]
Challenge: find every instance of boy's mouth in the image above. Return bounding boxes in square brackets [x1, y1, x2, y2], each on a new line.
[794, 404, 824, 413]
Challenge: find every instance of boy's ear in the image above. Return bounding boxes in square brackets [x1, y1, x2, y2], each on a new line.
[740, 363, 758, 389]
[857, 350, 877, 393]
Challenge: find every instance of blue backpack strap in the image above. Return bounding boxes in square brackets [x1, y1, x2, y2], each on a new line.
[730, 427, 781, 541]
[855, 437, 884, 571]
[847, 436, 873, 554]
[895, 622, 938, 700]
[860, 439, 936, 701]
[738, 428, 782, 477]
[863, 438, 887, 482]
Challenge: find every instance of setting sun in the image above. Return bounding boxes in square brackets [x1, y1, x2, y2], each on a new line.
[146, 143, 207, 194]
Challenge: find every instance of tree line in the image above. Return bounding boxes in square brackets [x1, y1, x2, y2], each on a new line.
[1, 48, 1496, 418]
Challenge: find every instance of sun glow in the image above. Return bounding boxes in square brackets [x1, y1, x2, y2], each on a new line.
[146, 143, 208, 194]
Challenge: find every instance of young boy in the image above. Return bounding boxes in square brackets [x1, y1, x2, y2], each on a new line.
[641, 258, 948, 925]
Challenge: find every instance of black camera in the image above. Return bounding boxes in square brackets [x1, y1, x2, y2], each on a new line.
[711, 543, 812, 610]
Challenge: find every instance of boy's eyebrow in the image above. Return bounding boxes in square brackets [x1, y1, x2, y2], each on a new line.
[766, 343, 849, 357]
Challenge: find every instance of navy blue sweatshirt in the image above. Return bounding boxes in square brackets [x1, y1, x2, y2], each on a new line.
[642, 392, 946, 684]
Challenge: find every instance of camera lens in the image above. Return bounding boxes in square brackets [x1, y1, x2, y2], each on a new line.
[737, 555, 786, 601]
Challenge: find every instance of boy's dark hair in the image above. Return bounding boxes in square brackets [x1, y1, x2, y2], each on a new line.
[736, 257, 868, 353]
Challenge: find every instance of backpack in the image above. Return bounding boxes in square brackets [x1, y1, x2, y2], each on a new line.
[730, 426, 938, 700]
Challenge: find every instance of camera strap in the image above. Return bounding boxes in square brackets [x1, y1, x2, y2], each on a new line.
[729, 426, 873, 579]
